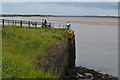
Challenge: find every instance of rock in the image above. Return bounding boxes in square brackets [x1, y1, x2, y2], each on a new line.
[64, 66, 119, 80]
[85, 73, 93, 78]
[76, 73, 84, 78]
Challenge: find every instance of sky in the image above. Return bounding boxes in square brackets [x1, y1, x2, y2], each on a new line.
[1, 2, 119, 16]
[1, 0, 120, 2]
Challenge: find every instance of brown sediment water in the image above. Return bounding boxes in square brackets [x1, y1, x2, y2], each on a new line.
[1, 17, 118, 27]
[48, 18, 118, 27]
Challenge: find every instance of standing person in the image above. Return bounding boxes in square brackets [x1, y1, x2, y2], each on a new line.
[44, 19, 47, 28]
[67, 22, 71, 30]
[41, 19, 44, 28]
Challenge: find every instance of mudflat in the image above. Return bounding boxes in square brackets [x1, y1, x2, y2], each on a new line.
[48, 17, 118, 27]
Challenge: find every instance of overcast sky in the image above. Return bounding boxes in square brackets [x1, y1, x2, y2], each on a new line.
[1, 0, 120, 2]
[1, 2, 118, 16]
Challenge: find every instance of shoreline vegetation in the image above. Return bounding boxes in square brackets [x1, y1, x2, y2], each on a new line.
[0, 14, 119, 18]
[2, 26, 66, 78]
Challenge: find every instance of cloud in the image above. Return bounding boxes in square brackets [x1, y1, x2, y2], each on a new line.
[55, 2, 118, 10]
[1, 2, 118, 16]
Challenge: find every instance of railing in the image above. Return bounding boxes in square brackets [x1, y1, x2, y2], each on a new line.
[0, 19, 67, 29]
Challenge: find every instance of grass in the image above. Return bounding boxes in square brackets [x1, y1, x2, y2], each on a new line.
[0, 26, 2, 79]
[2, 26, 66, 78]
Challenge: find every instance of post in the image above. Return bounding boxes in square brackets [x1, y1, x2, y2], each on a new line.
[20, 21, 22, 27]
[53, 23, 54, 28]
[12, 20, 14, 26]
[35, 22, 37, 28]
[2, 19, 4, 27]
[15, 21, 16, 26]
[8, 20, 10, 26]
[67, 30, 76, 69]
[28, 21, 30, 28]
[59, 24, 60, 28]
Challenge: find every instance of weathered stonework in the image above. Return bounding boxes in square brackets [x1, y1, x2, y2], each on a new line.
[37, 35, 76, 78]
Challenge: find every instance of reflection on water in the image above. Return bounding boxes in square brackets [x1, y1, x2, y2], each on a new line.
[1, 17, 118, 76]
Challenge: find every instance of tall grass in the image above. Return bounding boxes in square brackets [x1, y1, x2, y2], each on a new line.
[0, 26, 2, 78]
[2, 26, 66, 78]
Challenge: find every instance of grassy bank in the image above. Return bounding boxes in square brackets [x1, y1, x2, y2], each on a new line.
[2, 26, 66, 78]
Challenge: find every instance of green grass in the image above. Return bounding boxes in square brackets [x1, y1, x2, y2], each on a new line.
[0, 26, 2, 79]
[2, 26, 66, 78]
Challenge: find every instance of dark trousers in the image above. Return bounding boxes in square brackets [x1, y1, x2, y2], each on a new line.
[67, 25, 70, 30]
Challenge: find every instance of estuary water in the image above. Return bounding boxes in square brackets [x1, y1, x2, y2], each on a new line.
[1, 17, 118, 76]
[73, 23, 118, 76]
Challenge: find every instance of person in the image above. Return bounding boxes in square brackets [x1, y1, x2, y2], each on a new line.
[44, 19, 47, 28]
[67, 22, 71, 30]
[48, 22, 51, 28]
[41, 19, 44, 28]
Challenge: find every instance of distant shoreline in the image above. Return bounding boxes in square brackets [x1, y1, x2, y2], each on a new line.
[0, 14, 119, 18]
[0, 15, 118, 27]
